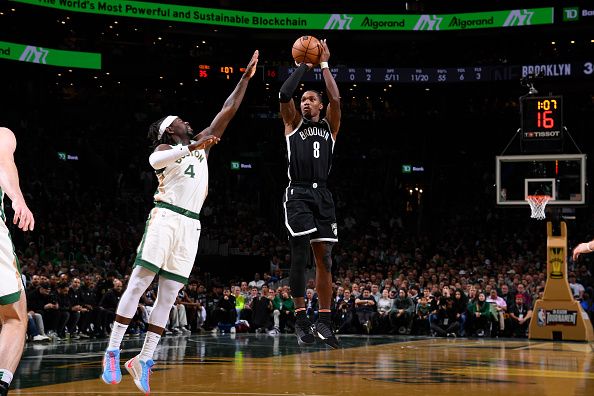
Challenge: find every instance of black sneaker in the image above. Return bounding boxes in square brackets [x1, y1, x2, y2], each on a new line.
[0, 381, 9, 396]
[312, 321, 340, 349]
[295, 319, 315, 346]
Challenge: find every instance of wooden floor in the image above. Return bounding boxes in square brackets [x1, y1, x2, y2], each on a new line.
[10, 334, 594, 395]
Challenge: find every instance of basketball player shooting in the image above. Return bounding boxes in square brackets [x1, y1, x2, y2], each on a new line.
[279, 39, 341, 348]
[101, 50, 258, 394]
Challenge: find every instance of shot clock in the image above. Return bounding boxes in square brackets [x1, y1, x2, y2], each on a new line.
[520, 95, 564, 152]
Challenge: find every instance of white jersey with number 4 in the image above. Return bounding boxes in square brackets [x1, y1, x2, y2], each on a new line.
[154, 143, 209, 214]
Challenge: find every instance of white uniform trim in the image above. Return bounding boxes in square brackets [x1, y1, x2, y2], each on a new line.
[310, 238, 338, 243]
[285, 119, 304, 181]
[283, 186, 317, 237]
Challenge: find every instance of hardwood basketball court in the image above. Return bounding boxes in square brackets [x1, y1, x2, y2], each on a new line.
[10, 334, 594, 395]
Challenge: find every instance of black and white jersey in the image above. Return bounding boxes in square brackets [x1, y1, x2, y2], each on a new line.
[286, 117, 335, 183]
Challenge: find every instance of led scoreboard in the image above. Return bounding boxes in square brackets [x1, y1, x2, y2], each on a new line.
[520, 95, 564, 152]
[521, 96, 563, 138]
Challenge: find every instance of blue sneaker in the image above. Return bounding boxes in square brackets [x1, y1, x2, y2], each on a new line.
[125, 355, 155, 394]
[101, 349, 122, 384]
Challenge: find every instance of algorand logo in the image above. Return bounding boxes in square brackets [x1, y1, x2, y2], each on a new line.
[324, 14, 353, 30]
[19, 46, 49, 64]
[414, 15, 443, 30]
[503, 9, 534, 26]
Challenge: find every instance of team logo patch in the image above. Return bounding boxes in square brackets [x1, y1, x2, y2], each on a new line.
[331, 223, 338, 236]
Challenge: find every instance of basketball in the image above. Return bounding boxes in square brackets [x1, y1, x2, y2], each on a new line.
[291, 35, 321, 65]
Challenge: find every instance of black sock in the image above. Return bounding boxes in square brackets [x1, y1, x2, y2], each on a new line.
[0, 381, 8, 396]
[295, 309, 307, 323]
[319, 311, 332, 324]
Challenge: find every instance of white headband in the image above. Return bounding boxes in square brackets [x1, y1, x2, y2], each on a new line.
[158, 115, 178, 139]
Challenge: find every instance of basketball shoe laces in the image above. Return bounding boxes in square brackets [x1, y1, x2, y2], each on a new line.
[106, 351, 118, 384]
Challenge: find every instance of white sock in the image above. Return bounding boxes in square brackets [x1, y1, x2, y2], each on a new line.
[139, 331, 161, 361]
[0, 369, 13, 386]
[107, 321, 129, 350]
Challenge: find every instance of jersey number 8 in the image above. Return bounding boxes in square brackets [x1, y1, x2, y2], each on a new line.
[313, 141, 320, 159]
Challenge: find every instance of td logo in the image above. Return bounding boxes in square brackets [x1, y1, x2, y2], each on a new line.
[563, 7, 580, 22]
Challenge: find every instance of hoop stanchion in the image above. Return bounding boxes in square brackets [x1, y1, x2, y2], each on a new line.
[526, 195, 551, 220]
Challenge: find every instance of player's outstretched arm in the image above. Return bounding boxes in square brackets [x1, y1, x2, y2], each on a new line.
[320, 39, 341, 138]
[149, 135, 220, 170]
[572, 240, 594, 261]
[0, 127, 34, 231]
[279, 63, 309, 134]
[198, 50, 259, 140]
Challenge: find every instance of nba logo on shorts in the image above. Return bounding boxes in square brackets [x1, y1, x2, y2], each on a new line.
[331, 223, 338, 236]
[537, 309, 546, 327]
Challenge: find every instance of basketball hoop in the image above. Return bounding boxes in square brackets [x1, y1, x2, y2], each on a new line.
[526, 195, 551, 220]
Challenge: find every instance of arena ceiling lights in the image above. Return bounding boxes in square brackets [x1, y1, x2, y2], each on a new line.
[9, 0, 554, 31]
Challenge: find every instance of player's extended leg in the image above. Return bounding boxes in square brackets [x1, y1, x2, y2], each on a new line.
[102, 266, 155, 385]
[311, 242, 340, 349]
[289, 235, 316, 346]
[125, 276, 183, 395]
[0, 291, 27, 396]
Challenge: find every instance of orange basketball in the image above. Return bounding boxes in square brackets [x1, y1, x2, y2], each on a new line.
[291, 36, 321, 65]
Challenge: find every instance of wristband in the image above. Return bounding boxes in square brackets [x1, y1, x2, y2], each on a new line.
[320, 62, 329, 70]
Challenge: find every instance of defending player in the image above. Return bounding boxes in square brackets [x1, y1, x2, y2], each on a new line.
[101, 50, 258, 394]
[0, 127, 35, 396]
[279, 39, 341, 348]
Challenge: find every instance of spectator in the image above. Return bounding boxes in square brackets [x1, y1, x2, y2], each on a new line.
[370, 284, 381, 303]
[268, 288, 282, 335]
[468, 292, 491, 337]
[168, 290, 192, 335]
[250, 286, 272, 333]
[248, 273, 265, 290]
[335, 289, 356, 334]
[569, 274, 585, 300]
[355, 288, 376, 334]
[98, 279, 123, 337]
[375, 289, 393, 333]
[486, 289, 507, 336]
[509, 294, 532, 338]
[212, 287, 236, 332]
[233, 286, 245, 324]
[390, 288, 414, 335]
[413, 295, 431, 335]
[56, 282, 74, 338]
[304, 289, 319, 322]
[452, 289, 468, 336]
[430, 298, 460, 337]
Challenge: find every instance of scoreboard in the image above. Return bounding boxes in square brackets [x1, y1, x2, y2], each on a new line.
[520, 95, 564, 152]
[195, 60, 592, 83]
[280, 66, 487, 83]
[521, 96, 563, 139]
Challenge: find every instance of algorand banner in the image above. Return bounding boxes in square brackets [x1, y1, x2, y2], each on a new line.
[9, 1, 554, 31]
[0, 40, 101, 69]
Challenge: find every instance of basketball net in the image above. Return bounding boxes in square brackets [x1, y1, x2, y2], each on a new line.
[526, 195, 551, 220]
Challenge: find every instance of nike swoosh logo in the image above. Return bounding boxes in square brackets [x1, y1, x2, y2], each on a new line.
[316, 331, 327, 340]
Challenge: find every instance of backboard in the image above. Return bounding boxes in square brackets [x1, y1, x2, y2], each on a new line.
[496, 154, 586, 206]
